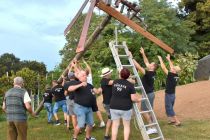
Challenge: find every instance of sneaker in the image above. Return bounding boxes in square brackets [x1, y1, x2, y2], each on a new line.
[64, 120, 67, 125]
[99, 121, 105, 128]
[146, 128, 154, 135]
[55, 120, 61, 126]
[85, 137, 96, 140]
[151, 128, 158, 134]
[92, 123, 96, 127]
[104, 135, 111, 140]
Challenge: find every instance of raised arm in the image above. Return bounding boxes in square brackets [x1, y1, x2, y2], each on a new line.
[158, 56, 168, 75]
[140, 47, 150, 68]
[68, 82, 87, 92]
[133, 59, 145, 75]
[82, 58, 92, 74]
[166, 54, 174, 70]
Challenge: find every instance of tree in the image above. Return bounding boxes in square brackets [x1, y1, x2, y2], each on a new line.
[179, 0, 210, 58]
[0, 53, 21, 77]
[20, 60, 47, 75]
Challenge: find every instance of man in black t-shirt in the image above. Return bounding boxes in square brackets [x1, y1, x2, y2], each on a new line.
[64, 72, 77, 130]
[43, 85, 53, 124]
[51, 80, 67, 125]
[132, 48, 158, 134]
[158, 54, 181, 126]
[100, 67, 114, 140]
[68, 70, 100, 140]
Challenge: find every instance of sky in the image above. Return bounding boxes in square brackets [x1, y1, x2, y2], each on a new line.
[0, 0, 178, 71]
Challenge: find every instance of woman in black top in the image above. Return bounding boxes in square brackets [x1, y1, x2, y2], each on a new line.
[110, 68, 141, 140]
[158, 54, 181, 126]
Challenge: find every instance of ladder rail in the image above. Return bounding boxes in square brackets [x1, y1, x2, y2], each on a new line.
[109, 41, 164, 140]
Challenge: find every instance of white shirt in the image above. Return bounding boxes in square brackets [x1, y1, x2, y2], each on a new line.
[87, 74, 93, 85]
[24, 91, 31, 103]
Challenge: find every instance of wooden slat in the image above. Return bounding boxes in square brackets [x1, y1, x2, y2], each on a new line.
[76, 0, 96, 53]
[96, 1, 174, 53]
[64, 0, 89, 36]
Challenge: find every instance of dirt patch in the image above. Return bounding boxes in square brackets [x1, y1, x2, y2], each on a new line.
[97, 80, 210, 121]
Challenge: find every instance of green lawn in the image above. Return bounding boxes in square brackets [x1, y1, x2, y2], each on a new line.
[1, 111, 210, 140]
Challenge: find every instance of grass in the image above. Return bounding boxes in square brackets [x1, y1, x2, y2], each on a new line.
[1, 111, 210, 140]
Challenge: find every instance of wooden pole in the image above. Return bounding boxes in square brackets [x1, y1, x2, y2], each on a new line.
[57, 15, 112, 83]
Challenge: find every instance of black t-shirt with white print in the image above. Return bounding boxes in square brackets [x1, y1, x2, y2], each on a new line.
[165, 72, 179, 94]
[51, 84, 66, 102]
[69, 80, 95, 107]
[43, 89, 53, 103]
[110, 79, 136, 110]
[64, 80, 76, 100]
[101, 78, 112, 105]
[142, 70, 156, 94]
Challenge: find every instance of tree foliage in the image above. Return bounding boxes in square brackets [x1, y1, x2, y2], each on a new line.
[179, 0, 210, 58]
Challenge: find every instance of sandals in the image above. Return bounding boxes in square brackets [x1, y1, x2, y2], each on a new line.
[174, 122, 182, 127]
[168, 121, 176, 125]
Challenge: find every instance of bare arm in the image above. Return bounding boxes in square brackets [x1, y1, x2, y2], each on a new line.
[166, 54, 174, 70]
[2, 101, 6, 112]
[133, 59, 145, 74]
[131, 94, 141, 102]
[140, 47, 150, 68]
[24, 102, 35, 116]
[93, 88, 101, 95]
[82, 58, 92, 74]
[108, 80, 114, 85]
[68, 82, 86, 92]
[158, 56, 168, 75]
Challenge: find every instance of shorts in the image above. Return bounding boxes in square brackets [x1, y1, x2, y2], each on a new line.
[92, 95, 98, 112]
[103, 104, 111, 119]
[165, 93, 176, 117]
[66, 99, 75, 115]
[73, 103, 94, 128]
[110, 109, 132, 121]
[53, 100, 67, 114]
[141, 92, 155, 111]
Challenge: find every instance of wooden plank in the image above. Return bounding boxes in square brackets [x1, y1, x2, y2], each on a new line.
[96, 1, 174, 53]
[58, 15, 112, 83]
[76, 0, 96, 53]
[64, 0, 89, 36]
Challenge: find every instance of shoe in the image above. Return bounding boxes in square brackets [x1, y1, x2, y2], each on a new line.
[64, 120, 67, 125]
[146, 128, 154, 135]
[174, 122, 182, 127]
[92, 123, 96, 127]
[85, 137, 96, 140]
[151, 128, 158, 134]
[104, 135, 111, 140]
[99, 121, 105, 128]
[55, 120, 61, 126]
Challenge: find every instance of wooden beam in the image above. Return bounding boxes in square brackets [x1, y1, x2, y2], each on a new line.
[96, 1, 174, 54]
[64, 0, 89, 36]
[58, 15, 112, 83]
[76, 0, 96, 53]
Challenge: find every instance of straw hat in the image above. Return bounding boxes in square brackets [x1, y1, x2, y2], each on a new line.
[100, 67, 113, 77]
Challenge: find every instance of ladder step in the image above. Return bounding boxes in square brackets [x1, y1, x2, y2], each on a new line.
[150, 136, 162, 140]
[118, 54, 128, 58]
[122, 65, 133, 68]
[140, 110, 153, 114]
[145, 123, 158, 127]
[135, 86, 143, 89]
[114, 45, 125, 48]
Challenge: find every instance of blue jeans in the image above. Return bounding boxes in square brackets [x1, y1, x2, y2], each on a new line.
[53, 100, 67, 114]
[141, 92, 155, 111]
[165, 93, 176, 117]
[44, 103, 53, 122]
[73, 103, 94, 128]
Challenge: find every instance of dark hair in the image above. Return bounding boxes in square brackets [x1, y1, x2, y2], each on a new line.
[120, 68, 130, 79]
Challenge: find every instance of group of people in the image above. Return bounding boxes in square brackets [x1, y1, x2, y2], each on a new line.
[2, 48, 181, 140]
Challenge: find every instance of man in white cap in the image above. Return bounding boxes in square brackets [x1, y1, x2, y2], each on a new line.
[100, 67, 114, 140]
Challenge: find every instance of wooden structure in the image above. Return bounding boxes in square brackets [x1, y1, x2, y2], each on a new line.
[58, 0, 174, 82]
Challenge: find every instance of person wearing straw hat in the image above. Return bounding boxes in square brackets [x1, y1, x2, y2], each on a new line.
[100, 67, 114, 140]
[158, 54, 181, 127]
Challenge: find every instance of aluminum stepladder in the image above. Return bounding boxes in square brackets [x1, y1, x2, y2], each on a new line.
[109, 41, 164, 140]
